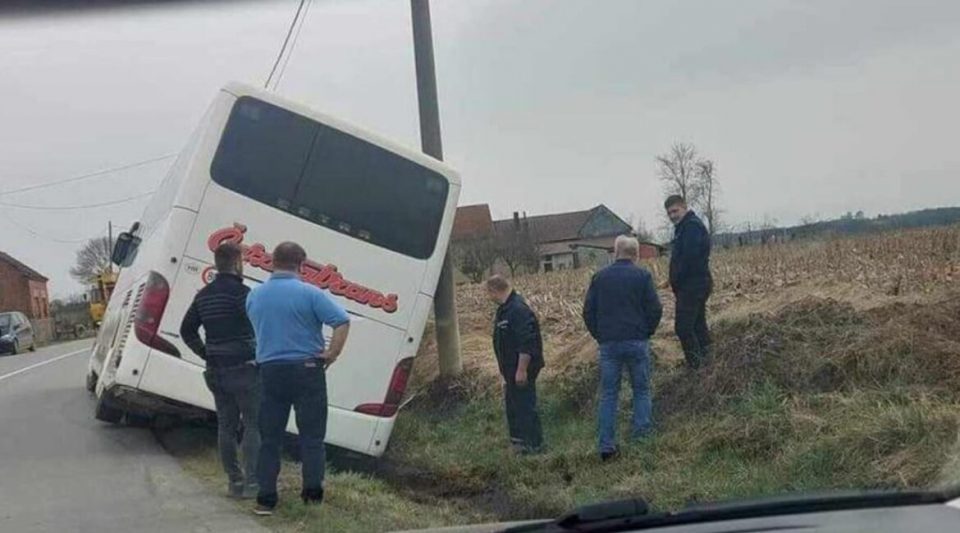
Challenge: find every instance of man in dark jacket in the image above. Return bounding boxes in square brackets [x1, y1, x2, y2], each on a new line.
[487, 275, 545, 454]
[665, 194, 713, 369]
[180, 242, 260, 500]
[583, 236, 662, 461]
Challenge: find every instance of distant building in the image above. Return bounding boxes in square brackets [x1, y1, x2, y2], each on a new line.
[451, 204, 660, 275]
[450, 204, 494, 242]
[0, 251, 50, 320]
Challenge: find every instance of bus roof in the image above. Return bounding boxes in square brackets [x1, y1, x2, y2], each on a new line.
[222, 82, 461, 187]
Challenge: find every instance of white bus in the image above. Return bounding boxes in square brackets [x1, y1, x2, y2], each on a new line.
[87, 82, 460, 457]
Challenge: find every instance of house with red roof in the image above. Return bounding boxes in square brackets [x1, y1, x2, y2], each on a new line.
[452, 204, 660, 275]
[0, 251, 50, 319]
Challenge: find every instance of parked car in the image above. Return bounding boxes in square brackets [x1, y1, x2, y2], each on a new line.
[0, 312, 36, 355]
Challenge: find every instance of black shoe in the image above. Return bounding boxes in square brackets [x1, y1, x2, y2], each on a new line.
[227, 482, 244, 499]
[600, 449, 620, 462]
[255, 493, 278, 515]
[301, 487, 324, 505]
[241, 484, 259, 500]
[253, 503, 274, 516]
[519, 444, 546, 456]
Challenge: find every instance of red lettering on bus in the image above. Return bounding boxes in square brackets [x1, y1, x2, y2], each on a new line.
[204, 224, 399, 314]
[345, 285, 365, 301]
[207, 223, 246, 251]
[382, 294, 399, 313]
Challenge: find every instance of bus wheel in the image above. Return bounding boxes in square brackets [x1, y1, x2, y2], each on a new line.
[85, 372, 98, 394]
[125, 413, 153, 428]
[94, 398, 123, 424]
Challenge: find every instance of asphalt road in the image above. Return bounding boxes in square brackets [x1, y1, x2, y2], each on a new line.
[0, 340, 268, 533]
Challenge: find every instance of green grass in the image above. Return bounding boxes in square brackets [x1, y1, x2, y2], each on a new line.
[167, 375, 960, 531]
[387, 376, 960, 519]
[160, 426, 492, 533]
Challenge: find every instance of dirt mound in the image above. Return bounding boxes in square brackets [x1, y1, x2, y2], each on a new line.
[658, 295, 960, 419]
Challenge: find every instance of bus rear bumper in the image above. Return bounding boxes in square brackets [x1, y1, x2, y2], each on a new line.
[324, 408, 396, 458]
[102, 382, 398, 458]
[102, 384, 212, 420]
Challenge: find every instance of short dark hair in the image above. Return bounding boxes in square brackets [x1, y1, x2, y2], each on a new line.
[214, 243, 243, 273]
[485, 275, 511, 293]
[664, 195, 686, 209]
[273, 241, 307, 271]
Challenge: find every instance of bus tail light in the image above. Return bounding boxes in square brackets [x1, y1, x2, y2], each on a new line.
[134, 271, 180, 357]
[355, 357, 414, 418]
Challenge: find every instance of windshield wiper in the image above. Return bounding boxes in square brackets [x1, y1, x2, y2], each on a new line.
[504, 498, 650, 533]
[505, 487, 960, 532]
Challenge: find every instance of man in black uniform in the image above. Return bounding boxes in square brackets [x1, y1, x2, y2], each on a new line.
[665, 194, 713, 369]
[180, 242, 260, 499]
[487, 275, 545, 454]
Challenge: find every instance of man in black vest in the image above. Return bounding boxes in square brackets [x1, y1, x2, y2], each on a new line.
[665, 195, 713, 369]
[487, 275, 545, 454]
[180, 242, 260, 499]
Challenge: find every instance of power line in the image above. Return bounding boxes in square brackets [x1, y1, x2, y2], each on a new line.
[273, 0, 313, 90]
[0, 153, 175, 198]
[0, 209, 91, 244]
[0, 191, 155, 211]
[264, 0, 308, 90]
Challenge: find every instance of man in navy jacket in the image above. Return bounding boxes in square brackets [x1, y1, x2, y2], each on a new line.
[665, 194, 713, 369]
[488, 275, 545, 454]
[583, 235, 662, 461]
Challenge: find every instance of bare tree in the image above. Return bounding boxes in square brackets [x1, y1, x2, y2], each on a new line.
[498, 227, 540, 276]
[760, 215, 780, 244]
[632, 215, 655, 242]
[452, 238, 499, 284]
[695, 159, 722, 236]
[70, 236, 113, 284]
[656, 142, 701, 205]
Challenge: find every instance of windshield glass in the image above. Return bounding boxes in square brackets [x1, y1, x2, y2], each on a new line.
[0, 314, 10, 332]
[1, 2, 959, 532]
[211, 96, 450, 260]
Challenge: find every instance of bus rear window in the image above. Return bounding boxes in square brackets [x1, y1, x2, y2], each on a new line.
[210, 97, 449, 259]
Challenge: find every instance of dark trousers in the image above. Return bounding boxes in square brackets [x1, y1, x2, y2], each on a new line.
[203, 364, 260, 491]
[675, 288, 712, 369]
[503, 371, 544, 450]
[257, 360, 328, 508]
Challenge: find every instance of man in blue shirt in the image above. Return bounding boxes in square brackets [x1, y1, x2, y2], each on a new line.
[583, 235, 662, 462]
[246, 241, 350, 515]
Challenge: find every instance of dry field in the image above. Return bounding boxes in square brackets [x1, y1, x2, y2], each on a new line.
[413, 225, 960, 391]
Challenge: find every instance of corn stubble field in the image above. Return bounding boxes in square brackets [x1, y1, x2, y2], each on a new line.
[167, 225, 960, 533]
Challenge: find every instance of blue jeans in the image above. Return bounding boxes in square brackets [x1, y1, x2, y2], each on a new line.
[598, 340, 653, 453]
[257, 360, 328, 508]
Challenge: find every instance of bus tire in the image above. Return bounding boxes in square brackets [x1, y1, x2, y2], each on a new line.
[125, 412, 153, 428]
[94, 398, 123, 424]
[85, 372, 98, 394]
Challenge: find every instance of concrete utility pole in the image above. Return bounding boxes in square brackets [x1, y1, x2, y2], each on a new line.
[410, 0, 462, 377]
[107, 221, 114, 274]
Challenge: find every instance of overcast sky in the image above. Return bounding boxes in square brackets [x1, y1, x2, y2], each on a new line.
[2, 0, 959, 296]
